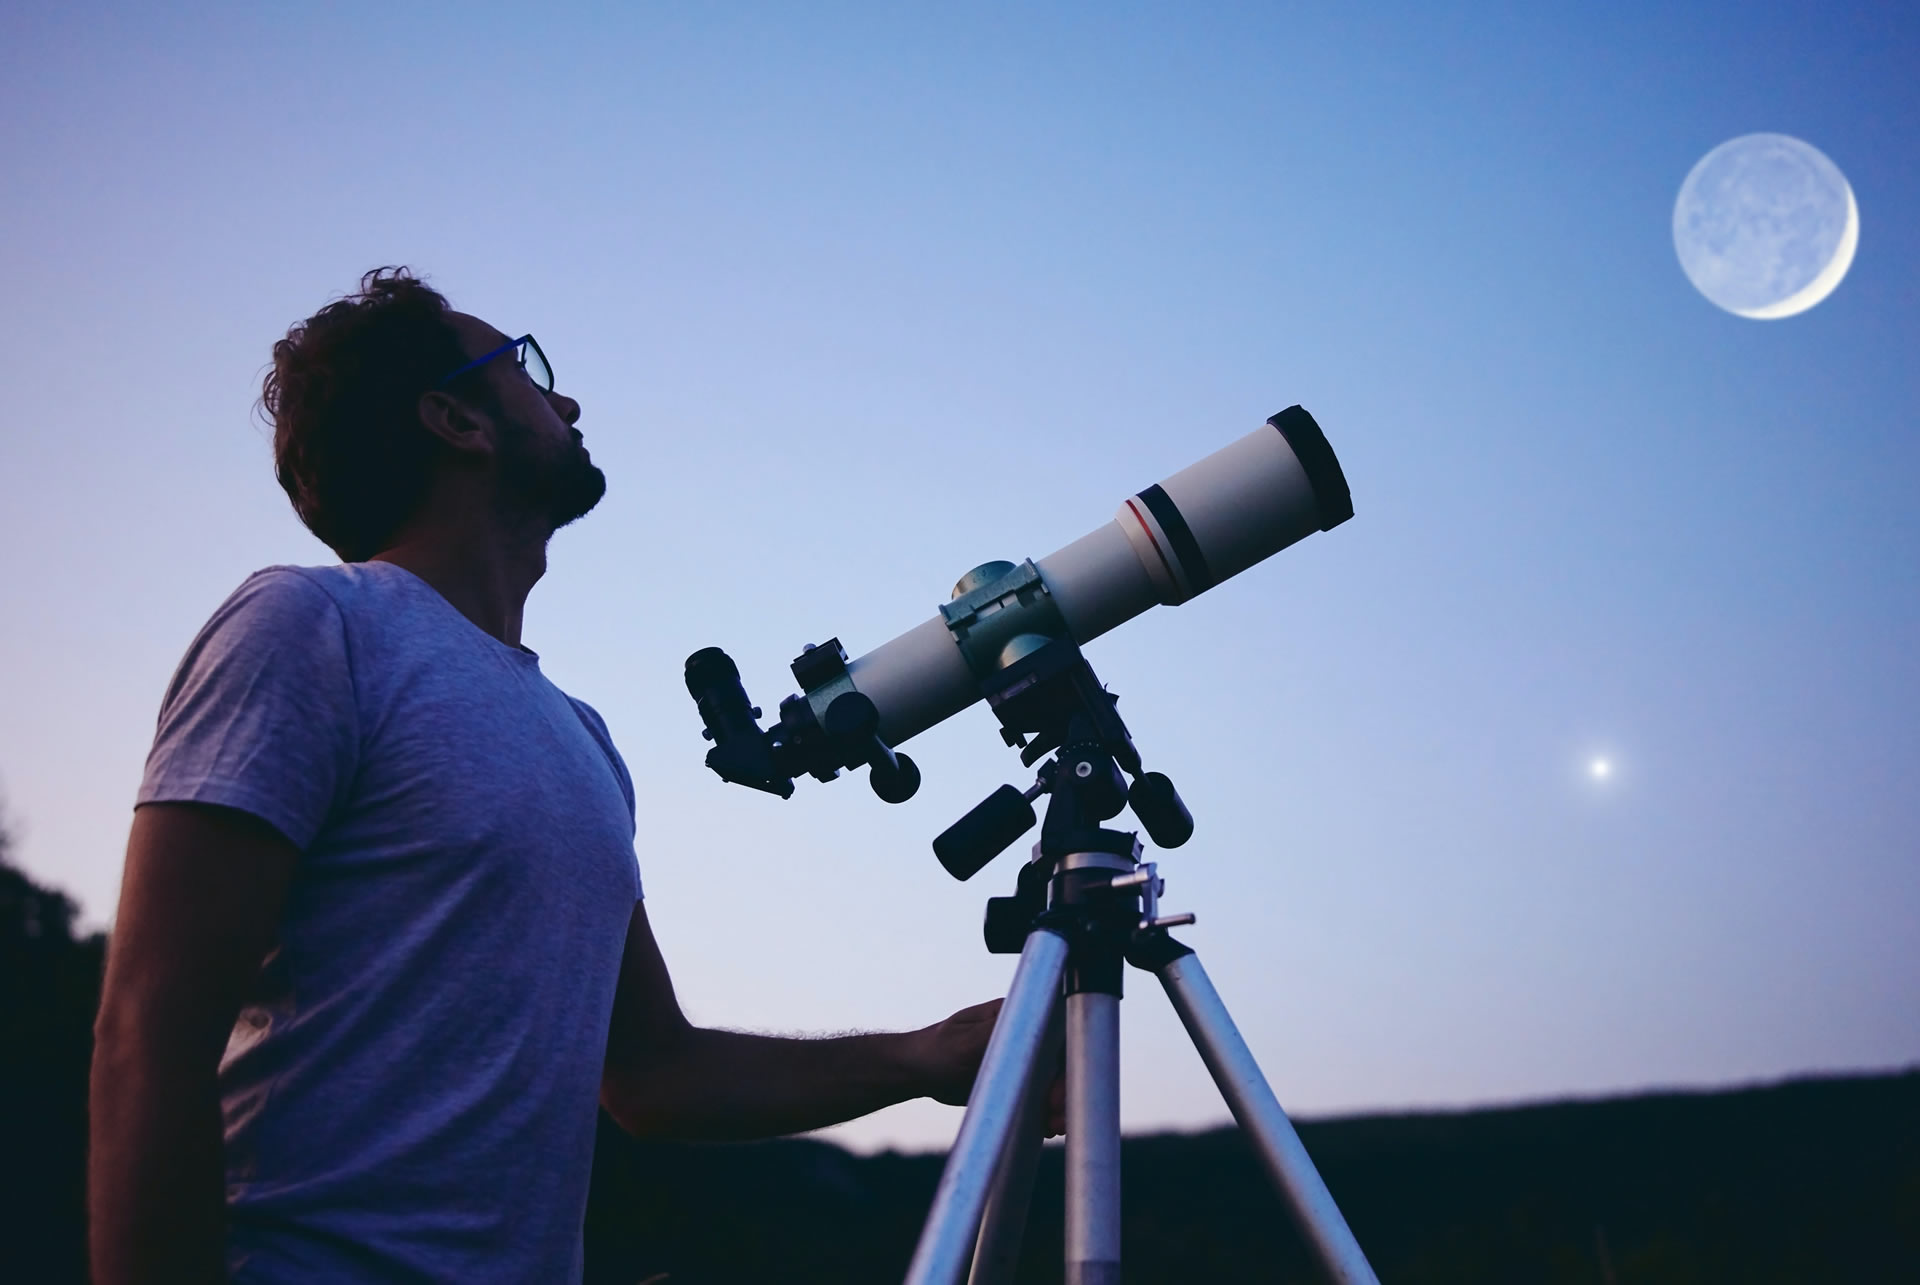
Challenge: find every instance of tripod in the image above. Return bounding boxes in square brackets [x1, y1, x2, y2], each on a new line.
[901, 639, 1380, 1285]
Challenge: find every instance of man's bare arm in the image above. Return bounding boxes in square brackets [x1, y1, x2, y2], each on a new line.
[600, 902, 1000, 1141]
[90, 802, 295, 1285]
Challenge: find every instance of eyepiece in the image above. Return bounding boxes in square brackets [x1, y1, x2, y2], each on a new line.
[685, 647, 757, 736]
[685, 647, 793, 798]
[685, 646, 742, 695]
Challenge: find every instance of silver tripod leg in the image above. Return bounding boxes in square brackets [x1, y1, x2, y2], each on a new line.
[1155, 951, 1381, 1285]
[966, 993, 1063, 1285]
[1064, 989, 1122, 1285]
[904, 928, 1071, 1285]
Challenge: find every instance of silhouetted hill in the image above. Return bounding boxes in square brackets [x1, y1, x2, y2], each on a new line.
[5, 841, 1915, 1282]
[582, 1071, 1920, 1283]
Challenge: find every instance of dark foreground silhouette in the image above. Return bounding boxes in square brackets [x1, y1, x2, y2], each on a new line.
[582, 1071, 1920, 1284]
[6, 840, 1916, 1283]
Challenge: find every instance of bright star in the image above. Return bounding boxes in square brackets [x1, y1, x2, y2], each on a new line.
[1589, 757, 1612, 781]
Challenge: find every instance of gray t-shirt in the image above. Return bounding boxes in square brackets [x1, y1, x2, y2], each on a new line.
[137, 562, 642, 1283]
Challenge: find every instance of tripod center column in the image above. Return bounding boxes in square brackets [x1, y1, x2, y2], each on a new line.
[1065, 990, 1121, 1285]
[1058, 847, 1132, 1285]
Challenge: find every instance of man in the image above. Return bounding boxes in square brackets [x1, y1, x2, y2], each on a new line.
[89, 268, 1008, 1282]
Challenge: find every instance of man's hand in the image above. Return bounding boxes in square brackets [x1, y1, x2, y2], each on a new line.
[908, 999, 1066, 1134]
[910, 999, 1004, 1106]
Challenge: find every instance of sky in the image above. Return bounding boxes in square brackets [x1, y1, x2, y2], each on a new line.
[1, 2, 1915, 1153]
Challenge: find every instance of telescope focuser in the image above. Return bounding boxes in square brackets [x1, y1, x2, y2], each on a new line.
[684, 647, 793, 798]
[684, 640, 921, 803]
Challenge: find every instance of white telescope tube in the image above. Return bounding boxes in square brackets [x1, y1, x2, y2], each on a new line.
[848, 406, 1351, 748]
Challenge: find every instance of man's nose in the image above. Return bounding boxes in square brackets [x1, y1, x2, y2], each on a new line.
[549, 390, 581, 425]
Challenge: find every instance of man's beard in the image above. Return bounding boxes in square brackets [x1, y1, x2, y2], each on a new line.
[497, 421, 607, 533]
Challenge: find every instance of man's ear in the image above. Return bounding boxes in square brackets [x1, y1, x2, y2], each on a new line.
[416, 389, 496, 458]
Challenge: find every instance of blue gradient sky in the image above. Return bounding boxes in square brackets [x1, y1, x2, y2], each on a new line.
[3, 3, 1915, 1151]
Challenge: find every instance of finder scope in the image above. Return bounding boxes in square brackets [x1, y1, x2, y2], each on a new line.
[685, 406, 1352, 801]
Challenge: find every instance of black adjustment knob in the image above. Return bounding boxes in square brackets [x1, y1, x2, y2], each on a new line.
[870, 751, 920, 804]
[983, 896, 1038, 954]
[933, 784, 1037, 881]
[1129, 771, 1194, 848]
[1063, 747, 1128, 820]
[823, 690, 880, 742]
[824, 691, 920, 804]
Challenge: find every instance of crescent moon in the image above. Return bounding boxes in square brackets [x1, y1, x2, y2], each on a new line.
[1733, 181, 1860, 320]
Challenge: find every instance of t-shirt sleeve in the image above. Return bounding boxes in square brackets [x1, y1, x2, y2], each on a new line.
[565, 695, 643, 900]
[138, 568, 360, 851]
[565, 697, 637, 832]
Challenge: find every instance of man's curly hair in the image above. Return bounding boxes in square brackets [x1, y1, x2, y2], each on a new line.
[262, 267, 472, 562]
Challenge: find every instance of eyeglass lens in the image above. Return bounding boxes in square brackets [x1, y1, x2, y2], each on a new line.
[519, 338, 554, 393]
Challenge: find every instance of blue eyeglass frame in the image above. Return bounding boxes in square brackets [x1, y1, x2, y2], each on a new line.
[436, 333, 553, 393]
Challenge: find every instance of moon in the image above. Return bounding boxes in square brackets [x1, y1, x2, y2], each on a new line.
[1672, 134, 1858, 319]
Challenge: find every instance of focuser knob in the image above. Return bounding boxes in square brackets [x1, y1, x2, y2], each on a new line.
[824, 691, 921, 805]
[870, 751, 921, 804]
[823, 689, 880, 740]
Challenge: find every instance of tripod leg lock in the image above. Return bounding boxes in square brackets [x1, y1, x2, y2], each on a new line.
[1125, 926, 1195, 972]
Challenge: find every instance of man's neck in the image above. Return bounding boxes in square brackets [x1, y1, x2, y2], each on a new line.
[371, 522, 547, 649]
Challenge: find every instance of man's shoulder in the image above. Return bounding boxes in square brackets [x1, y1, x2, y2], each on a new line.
[173, 564, 463, 694]
[228, 560, 413, 605]
[208, 561, 444, 634]
[211, 562, 356, 614]
[192, 564, 341, 645]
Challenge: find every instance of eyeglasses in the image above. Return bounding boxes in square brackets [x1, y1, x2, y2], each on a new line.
[437, 334, 554, 394]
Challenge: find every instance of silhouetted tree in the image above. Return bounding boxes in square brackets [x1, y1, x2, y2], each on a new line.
[0, 803, 106, 1284]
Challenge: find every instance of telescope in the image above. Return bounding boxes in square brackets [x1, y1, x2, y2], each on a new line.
[685, 405, 1352, 812]
[686, 406, 1383, 1285]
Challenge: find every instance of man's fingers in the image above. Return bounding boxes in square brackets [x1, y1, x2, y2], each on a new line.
[950, 998, 1004, 1027]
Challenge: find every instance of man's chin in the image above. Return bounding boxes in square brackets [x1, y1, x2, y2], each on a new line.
[550, 465, 608, 532]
